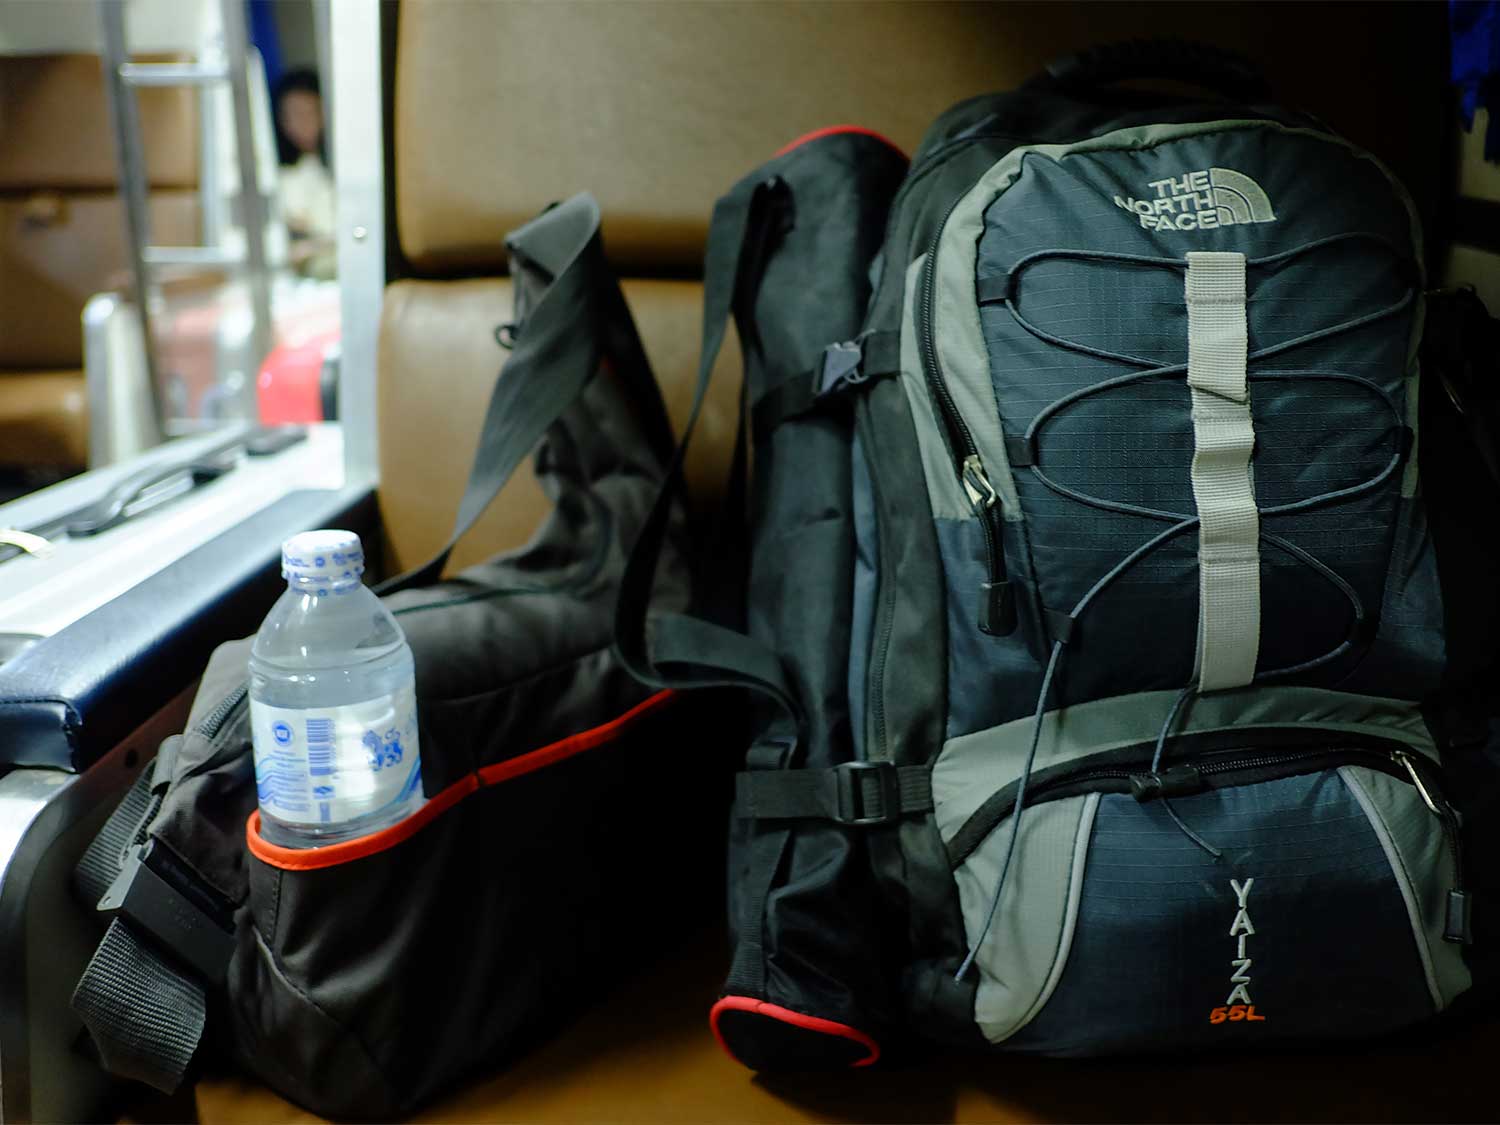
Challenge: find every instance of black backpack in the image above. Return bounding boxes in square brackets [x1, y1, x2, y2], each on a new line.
[70, 195, 723, 1117]
[622, 45, 1500, 1067]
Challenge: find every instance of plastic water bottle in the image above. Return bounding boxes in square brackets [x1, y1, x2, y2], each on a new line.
[249, 529, 424, 848]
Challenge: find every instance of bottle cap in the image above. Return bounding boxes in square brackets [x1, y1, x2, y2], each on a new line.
[281, 529, 365, 592]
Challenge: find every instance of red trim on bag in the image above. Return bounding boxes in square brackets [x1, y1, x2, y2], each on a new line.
[246, 689, 676, 871]
[772, 125, 906, 160]
[709, 995, 881, 1067]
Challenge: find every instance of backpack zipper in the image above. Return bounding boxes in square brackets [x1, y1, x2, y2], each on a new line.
[198, 683, 248, 739]
[945, 740, 1469, 940]
[916, 209, 1015, 636]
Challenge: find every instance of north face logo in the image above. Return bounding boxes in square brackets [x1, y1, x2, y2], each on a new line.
[1113, 168, 1276, 232]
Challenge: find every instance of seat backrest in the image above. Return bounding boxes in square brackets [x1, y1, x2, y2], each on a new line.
[0, 54, 199, 371]
[378, 0, 1445, 573]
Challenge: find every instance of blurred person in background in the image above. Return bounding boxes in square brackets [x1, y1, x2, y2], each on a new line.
[274, 67, 336, 278]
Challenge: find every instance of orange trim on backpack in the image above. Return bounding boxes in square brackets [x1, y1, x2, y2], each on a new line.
[772, 125, 906, 160]
[709, 995, 880, 1068]
[246, 689, 677, 872]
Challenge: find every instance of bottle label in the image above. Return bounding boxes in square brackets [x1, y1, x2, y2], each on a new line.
[251, 685, 422, 828]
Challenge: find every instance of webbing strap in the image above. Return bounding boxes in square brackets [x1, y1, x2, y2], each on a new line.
[71, 919, 206, 1094]
[735, 763, 931, 826]
[377, 193, 638, 595]
[74, 767, 155, 907]
[614, 175, 803, 734]
[1185, 251, 1260, 692]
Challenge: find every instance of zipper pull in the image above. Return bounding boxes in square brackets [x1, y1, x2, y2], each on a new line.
[961, 455, 1016, 636]
[961, 454, 999, 513]
[1129, 763, 1206, 802]
[1392, 750, 1442, 816]
[1393, 750, 1472, 944]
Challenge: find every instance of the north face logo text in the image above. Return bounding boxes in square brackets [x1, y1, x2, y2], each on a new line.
[1114, 168, 1276, 232]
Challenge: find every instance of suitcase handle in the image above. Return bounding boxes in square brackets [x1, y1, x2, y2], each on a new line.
[1025, 39, 1272, 102]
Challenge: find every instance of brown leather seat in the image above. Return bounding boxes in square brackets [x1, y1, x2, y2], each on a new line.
[0, 54, 198, 470]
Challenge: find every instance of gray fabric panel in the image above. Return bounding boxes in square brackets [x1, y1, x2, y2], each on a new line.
[955, 794, 1096, 1043]
[1005, 770, 1437, 1054]
[1340, 766, 1471, 1007]
[932, 686, 1433, 842]
[849, 432, 877, 759]
[899, 254, 969, 521]
[935, 516, 1044, 738]
[1006, 791, 1098, 1039]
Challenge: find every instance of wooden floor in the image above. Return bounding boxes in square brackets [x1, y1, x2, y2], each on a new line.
[120, 927, 1497, 1124]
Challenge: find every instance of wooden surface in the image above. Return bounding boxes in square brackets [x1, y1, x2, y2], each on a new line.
[117, 924, 1500, 1125]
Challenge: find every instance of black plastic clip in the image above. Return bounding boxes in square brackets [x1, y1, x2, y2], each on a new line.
[98, 839, 236, 984]
[1445, 889, 1474, 945]
[979, 580, 1017, 637]
[1129, 764, 1206, 802]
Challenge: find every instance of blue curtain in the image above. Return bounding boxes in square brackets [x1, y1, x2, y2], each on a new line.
[246, 0, 284, 92]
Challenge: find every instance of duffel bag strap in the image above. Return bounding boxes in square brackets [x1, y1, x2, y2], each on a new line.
[72, 919, 209, 1094]
[71, 836, 236, 1093]
[736, 762, 932, 827]
[378, 193, 659, 595]
[71, 736, 232, 1094]
[615, 173, 805, 736]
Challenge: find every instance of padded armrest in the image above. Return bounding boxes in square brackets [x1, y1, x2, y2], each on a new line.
[0, 487, 375, 772]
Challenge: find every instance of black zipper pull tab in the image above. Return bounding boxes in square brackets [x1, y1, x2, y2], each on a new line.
[962, 455, 1016, 637]
[1393, 750, 1472, 945]
[1446, 890, 1474, 945]
[1129, 763, 1206, 802]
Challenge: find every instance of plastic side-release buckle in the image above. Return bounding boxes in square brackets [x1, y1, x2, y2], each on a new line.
[98, 839, 235, 985]
[817, 341, 867, 399]
[834, 760, 901, 827]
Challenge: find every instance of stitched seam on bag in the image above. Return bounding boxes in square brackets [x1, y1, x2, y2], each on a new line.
[249, 928, 399, 1108]
[266, 867, 282, 947]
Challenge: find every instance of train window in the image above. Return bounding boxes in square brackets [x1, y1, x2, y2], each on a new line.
[0, 0, 361, 646]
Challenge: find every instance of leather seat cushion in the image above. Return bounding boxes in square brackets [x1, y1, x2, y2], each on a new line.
[378, 278, 739, 575]
[0, 369, 87, 468]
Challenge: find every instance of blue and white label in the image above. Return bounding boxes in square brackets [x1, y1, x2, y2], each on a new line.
[251, 685, 422, 827]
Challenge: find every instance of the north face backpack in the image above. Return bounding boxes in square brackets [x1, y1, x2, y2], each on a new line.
[624, 43, 1500, 1066]
[69, 194, 722, 1117]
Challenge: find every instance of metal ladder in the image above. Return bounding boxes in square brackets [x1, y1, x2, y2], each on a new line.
[97, 0, 273, 437]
